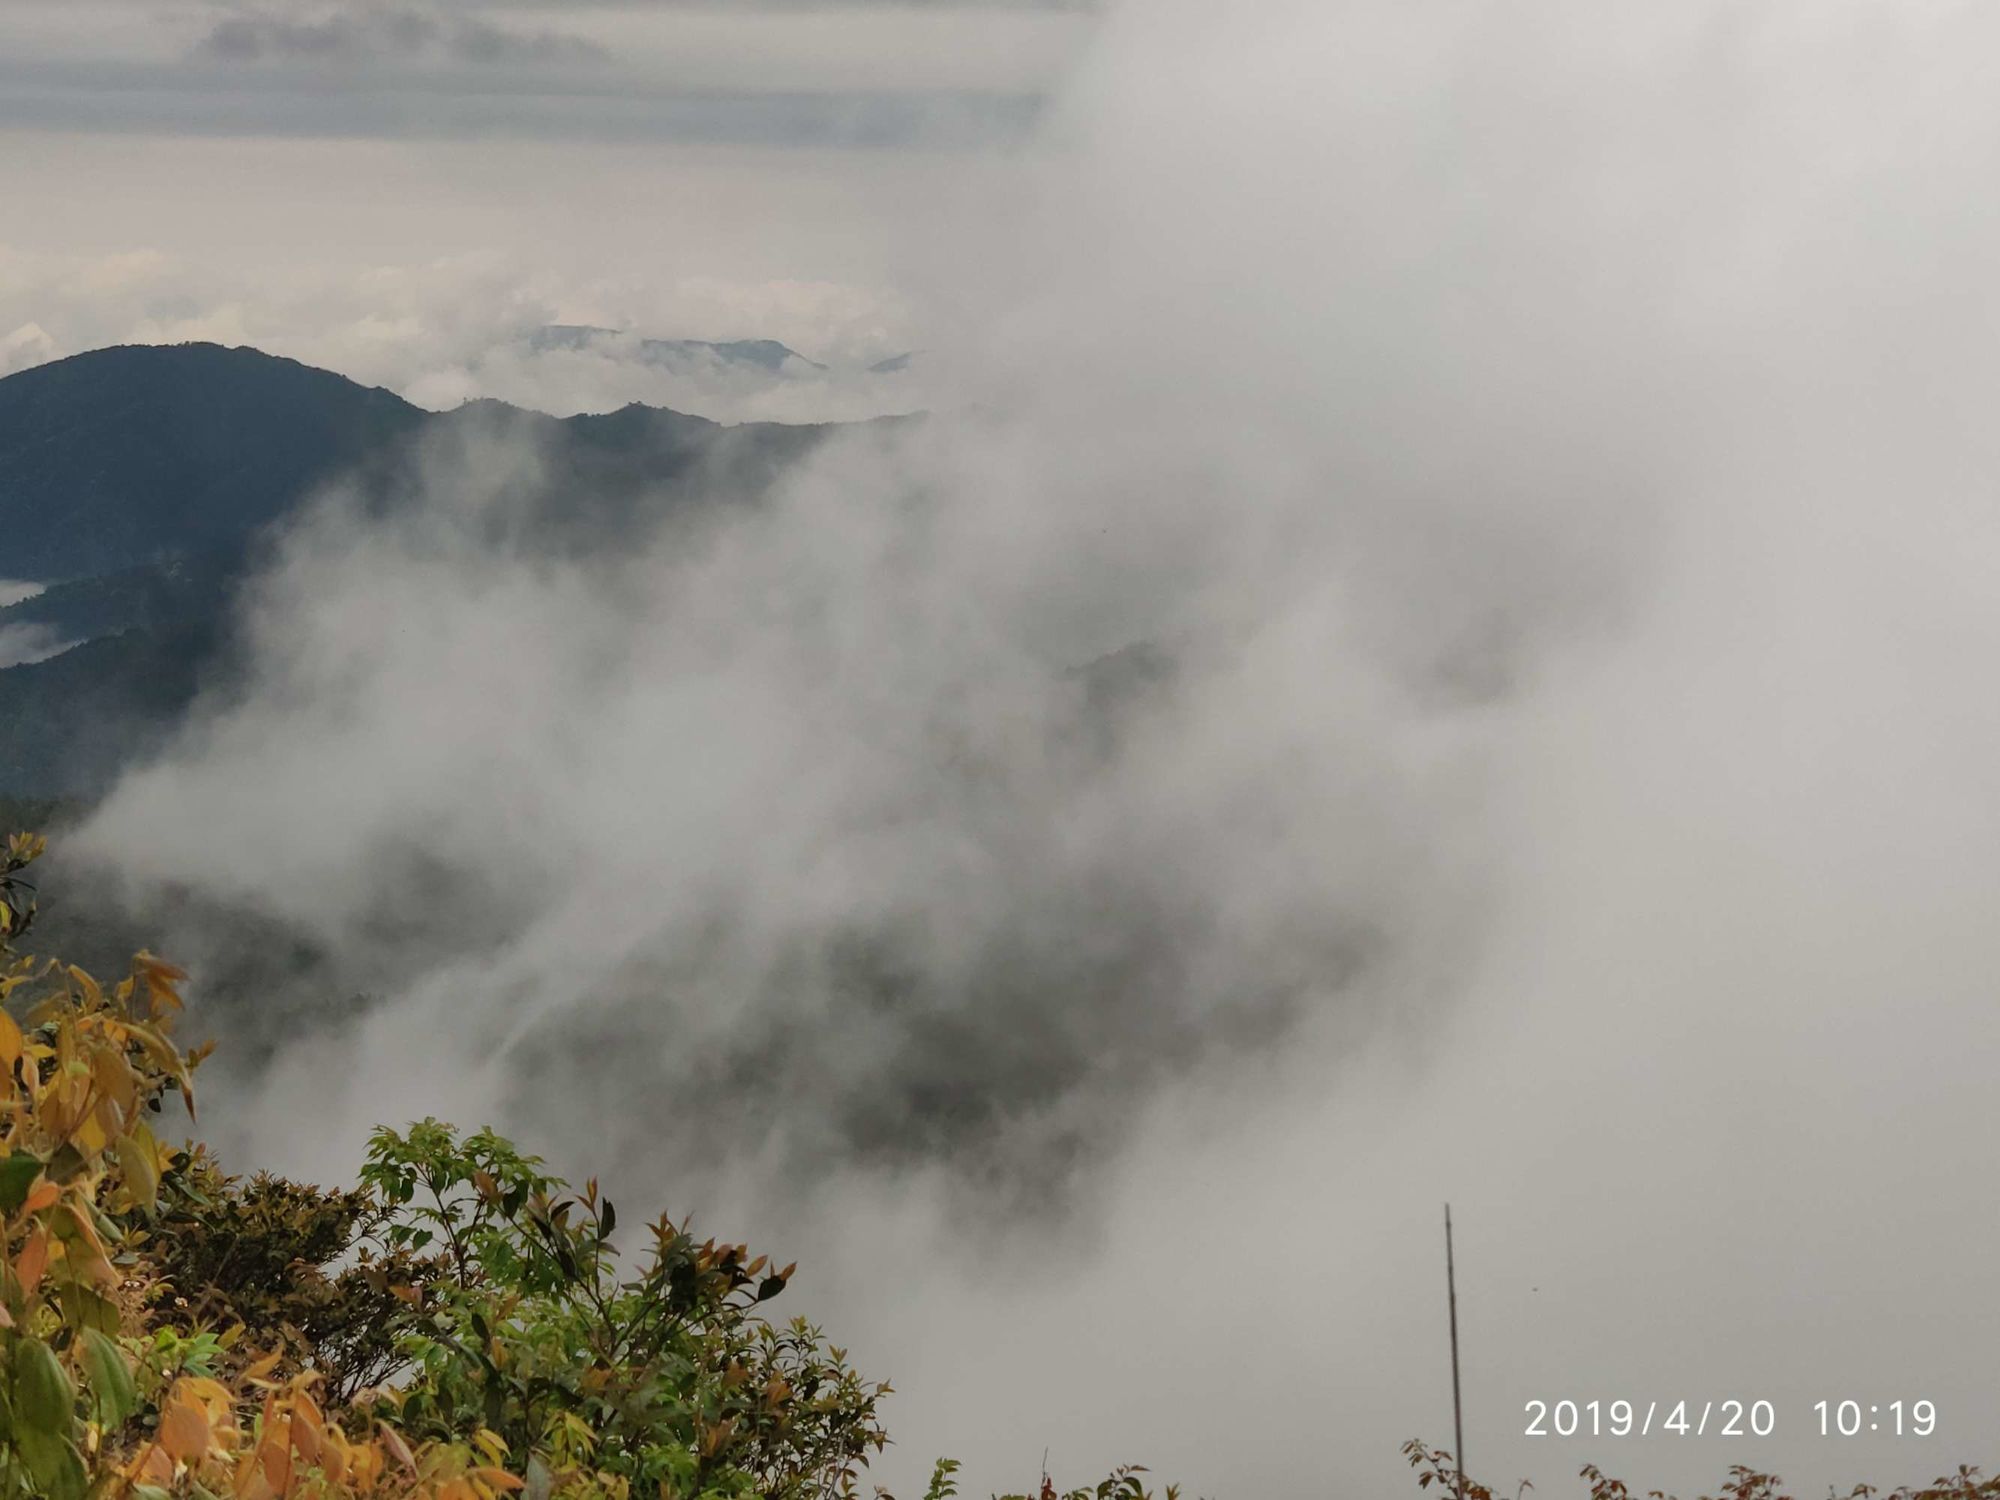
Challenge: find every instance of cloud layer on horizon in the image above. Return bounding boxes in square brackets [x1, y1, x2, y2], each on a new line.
[0, 0, 1085, 146]
[0, 246, 945, 422]
[194, 6, 610, 68]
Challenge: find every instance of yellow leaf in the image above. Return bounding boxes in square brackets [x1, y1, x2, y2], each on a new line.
[116, 1134, 159, 1210]
[90, 1049, 137, 1117]
[378, 1421, 418, 1475]
[132, 952, 187, 1016]
[180, 1376, 232, 1409]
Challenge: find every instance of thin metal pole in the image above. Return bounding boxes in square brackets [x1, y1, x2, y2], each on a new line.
[1446, 1204, 1466, 1500]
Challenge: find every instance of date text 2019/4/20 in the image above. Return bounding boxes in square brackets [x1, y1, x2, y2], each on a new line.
[1523, 1399, 1938, 1438]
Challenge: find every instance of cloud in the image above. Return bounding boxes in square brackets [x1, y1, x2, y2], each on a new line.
[0, 622, 73, 670]
[0, 2, 1079, 146]
[0, 320, 56, 376]
[49, 2, 2000, 1499]
[0, 65, 1042, 149]
[0, 246, 930, 422]
[194, 7, 609, 68]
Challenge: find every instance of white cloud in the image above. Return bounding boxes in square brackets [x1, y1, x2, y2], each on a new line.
[0, 321, 55, 375]
[0, 622, 73, 670]
[0, 244, 934, 421]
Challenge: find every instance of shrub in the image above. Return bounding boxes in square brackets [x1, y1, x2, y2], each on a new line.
[0, 830, 526, 1498]
[0, 832, 888, 1499]
[8, 826, 1987, 1500]
[350, 1118, 890, 1498]
[1405, 1440, 2000, 1500]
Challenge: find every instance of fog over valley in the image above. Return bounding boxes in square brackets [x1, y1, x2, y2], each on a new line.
[3, 4, 1998, 1499]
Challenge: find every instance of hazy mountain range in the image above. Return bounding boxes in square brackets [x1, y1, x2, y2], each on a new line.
[525, 324, 833, 375]
[0, 341, 868, 797]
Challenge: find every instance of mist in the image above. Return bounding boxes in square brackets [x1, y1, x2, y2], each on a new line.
[0, 245, 937, 422]
[62, 1, 2000, 1496]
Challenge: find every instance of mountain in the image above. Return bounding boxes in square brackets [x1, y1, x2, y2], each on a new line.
[0, 341, 867, 797]
[528, 325, 829, 374]
[0, 343, 427, 583]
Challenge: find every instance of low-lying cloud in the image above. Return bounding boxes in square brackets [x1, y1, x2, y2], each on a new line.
[0, 248, 930, 423]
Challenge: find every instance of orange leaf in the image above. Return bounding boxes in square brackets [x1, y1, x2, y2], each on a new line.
[158, 1397, 211, 1462]
[15, 1228, 49, 1293]
[260, 1435, 294, 1492]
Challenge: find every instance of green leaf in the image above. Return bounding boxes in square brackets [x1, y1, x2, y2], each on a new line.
[11, 1336, 74, 1434]
[80, 1329, 138, 1426]
[56, 1283, 123, 1336]
[0, 1150, 42, 1213]
[18, 1429, 85, 1500]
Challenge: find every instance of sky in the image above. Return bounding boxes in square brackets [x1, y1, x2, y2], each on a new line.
[14, 2, 2000, 1499]
[0, 0, 1091, 417]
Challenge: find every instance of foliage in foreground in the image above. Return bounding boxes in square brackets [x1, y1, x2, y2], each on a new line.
[0, 832, 891, 1499]
[2, 826, 1986, 1500]
[1405, 1441, 2000, 1500]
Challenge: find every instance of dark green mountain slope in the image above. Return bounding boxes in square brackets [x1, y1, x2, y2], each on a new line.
[0, 618, 218, 796]
[0, 343, 427, 582]
[0, 341, 871, 798]
[0, 550, 239, 645]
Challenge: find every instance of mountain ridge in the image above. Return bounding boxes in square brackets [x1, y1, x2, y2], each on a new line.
[0, 340, 882, 795]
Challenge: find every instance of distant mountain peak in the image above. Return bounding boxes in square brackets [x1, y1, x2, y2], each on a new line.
[0, 342, 425, 583]
[527, 325, 828, 374]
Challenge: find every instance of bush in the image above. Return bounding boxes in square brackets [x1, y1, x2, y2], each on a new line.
[6, 828, 1984, 1500]
[351, 1117, 889, 1498]
[0, 833, 887, 1499]
[1405, 1440, 2000, 1500]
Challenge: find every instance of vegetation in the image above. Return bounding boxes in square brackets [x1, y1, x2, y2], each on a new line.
[0, 832, 892, 1499]
[0, 827, 1986, 1500]
[1404, 1442, 2000, 1500]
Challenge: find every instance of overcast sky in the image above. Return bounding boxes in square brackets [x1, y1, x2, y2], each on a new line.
[0, 0, 1099, 399]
